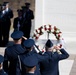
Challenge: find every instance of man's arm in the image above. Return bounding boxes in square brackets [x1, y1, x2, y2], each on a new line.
[37, 51, 52, 62]
[58, 48, 69, 60]
[3, 49, 9, 73]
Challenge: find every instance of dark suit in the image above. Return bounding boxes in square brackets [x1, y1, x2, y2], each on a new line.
[40, 49, 69, 75]
[3, 44, 25, 75]
[0, 70, 8, 75]
[4, 8, 13, 46]
[0, 8, 13, 46]
[22, 9, 34, 38]
[0, 10, 6, 46]
[13, 17, 24, 31]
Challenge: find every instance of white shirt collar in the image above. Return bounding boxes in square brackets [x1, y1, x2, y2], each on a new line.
[6, 8, 9, 12]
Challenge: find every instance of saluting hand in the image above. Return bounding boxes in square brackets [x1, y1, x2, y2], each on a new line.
[54, 45, 61, 50]
[22, 36, 27, 40]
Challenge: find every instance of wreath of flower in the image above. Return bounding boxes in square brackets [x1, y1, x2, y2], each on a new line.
[32, 25, 66, 52]
[32, 24, 62, 40]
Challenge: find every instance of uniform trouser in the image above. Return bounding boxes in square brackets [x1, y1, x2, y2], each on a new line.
[1, 23, 10, 46]
[22, 24, 31, 39]
[0, 25, 2, 46]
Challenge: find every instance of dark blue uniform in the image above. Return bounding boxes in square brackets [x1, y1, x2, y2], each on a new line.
[20, 39, 51, 75]
[40, 39, 69, 75]
[13, 9, 24, 31]
[20, 49, 51, 75]
[0, 55, 8, 75]
[0, 2, 13, 46]
[0, 70, 8, 75]
[3, 31, 25, 75]
[22, 3, 34, 38]
[3, 44, 25, 75]
[21, 51, 38, 75]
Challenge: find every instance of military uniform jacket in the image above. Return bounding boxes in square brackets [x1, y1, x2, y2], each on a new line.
[40, 49, 69, 75]
[0, 8, 13, 25]
[22, 9, 34, 38]
[22, 9, 34, 30]
[3, 44, 25, 75]
[5, 8, 13, 26]
[0, 8, 13, 36]
[13, 17, 24, 31]
[20, 49, 51, 75]
[0, 69, 8, 75]
[23, 9, 34, 25]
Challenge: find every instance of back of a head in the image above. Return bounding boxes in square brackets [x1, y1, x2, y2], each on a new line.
[23, 54, 38, 68]
[17, 9, 22, 13]
[3, 2, 9, 4]
[11, 31, 24, 40]
[25, 2, 30, 6]
[45, 39, 53, 48]
[23, 39, 35, 49]
[2, 3, 6, 10]
[25, 2, 30, 8]
[17, 9, 23, 16]
[3, 2, 9, 8]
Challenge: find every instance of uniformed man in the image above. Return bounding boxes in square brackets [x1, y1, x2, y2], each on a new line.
[0, 2, 13, 47]
[0, 3, 6, 47]
[20, 39, 52, 75]
[0, 4, 2, 47]
[21, 6, 26, 13]
[3, 31, 25, 75]
[40, 39, 69, 75]
[0, 4, 2, 13]
[0, 55, 8, 75]
[22, 2, 34, 38]
[2, 2, 13, 46]
[13, 9, 24, 31]
[21, 53, 38, 75]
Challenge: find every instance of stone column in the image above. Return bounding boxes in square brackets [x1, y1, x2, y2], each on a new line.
[35, 0, 76, 38]
[35, 0, 76, 54]
[35, 0, 44, 29]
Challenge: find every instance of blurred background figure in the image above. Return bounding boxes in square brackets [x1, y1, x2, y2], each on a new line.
[0, 2, 13, 47]
[0, 4, 2, 13]
[0, 3, 6, 47]
[22, 2, 34, 39]
[13, 9, 23, 31]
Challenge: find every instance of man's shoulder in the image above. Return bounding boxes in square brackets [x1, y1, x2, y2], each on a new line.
[5, 45, 14, 51]
[29, 9, 33, 12]
[8, 8, 13, 12]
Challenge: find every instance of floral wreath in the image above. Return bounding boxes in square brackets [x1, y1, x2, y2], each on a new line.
[32, 25, 66, 52]
[32, 24, 62, 40]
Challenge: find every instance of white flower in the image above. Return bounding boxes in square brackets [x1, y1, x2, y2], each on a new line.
[34, 31, 37, 34]
[51, 28, 54, 32]
[33, 25, 62, 41]
[37, 29, 40, 33]
[42, 28, 44, 33]
[56, 29, 60, 33]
